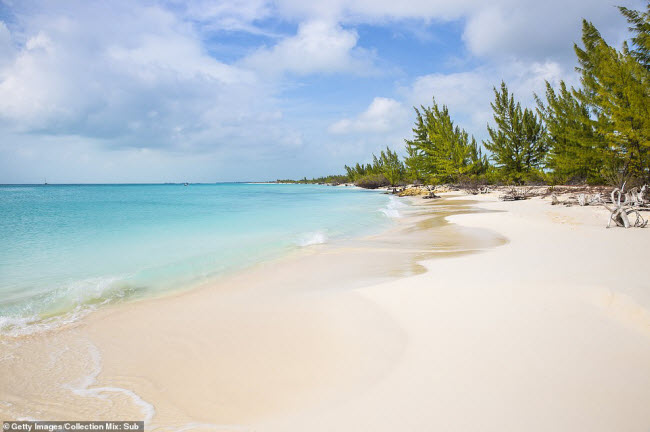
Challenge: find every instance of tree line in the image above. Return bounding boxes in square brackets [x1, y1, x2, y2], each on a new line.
[342, 3, 649, 189]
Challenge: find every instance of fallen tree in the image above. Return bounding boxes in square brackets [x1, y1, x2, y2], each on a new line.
[499, 186, 540, 201]
[603, 185, 648, 228]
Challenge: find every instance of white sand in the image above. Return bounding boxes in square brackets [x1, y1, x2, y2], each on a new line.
[263, 194, 650, 431]
[2, 193, 649, 431]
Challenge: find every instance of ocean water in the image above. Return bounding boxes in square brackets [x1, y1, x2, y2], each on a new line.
[0, 183, 402, 335]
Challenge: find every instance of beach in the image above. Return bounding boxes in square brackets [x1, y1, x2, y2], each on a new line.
[2, 192, 649, 431]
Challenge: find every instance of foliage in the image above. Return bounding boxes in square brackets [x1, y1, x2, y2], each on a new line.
[344, 163, 373, 182]
[536, 81, 608, 184]
[354, 173, 391, 189]
[276, 174, 350, 184]
[619, 3, 650, 70]
[373, 147, 405, 186]
[404, 99, 488, 184]
[345, 147, 405, 187]
[484, 82, 548, 184]
[572, 15, 650, 186]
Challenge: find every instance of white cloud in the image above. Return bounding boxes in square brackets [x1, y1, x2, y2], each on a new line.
[274, 0, 644, 67]
[170, 0, 280, 36]
[242, 20, 374, 75]
[177, 0, 271, 28]
[329, 97, 408, 134]
[274, 0, 474, 22]
[0, 2, 291, 152]
[460, 0, 641, 61]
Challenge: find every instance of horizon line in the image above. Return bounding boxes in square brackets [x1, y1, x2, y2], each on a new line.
[0, 181, 284, 185]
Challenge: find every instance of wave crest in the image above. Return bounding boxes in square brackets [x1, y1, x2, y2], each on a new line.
[296, 231, 328, 246]
[380, 196, 407, 218]
[0, 275, 136, 337]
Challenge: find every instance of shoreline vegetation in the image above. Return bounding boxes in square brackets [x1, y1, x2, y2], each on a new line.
[278, 4, 650, 195]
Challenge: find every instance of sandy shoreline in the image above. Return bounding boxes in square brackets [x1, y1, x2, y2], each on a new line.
[1, 193, 649, 431]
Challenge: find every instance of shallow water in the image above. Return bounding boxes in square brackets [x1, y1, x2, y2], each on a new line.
[0, 183, 397, 334]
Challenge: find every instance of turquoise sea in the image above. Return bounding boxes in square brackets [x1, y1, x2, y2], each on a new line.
[0, 183, 403, 334]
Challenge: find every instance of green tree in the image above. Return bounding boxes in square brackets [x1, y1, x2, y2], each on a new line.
[574, 17, 650, 185]
[404, 142, 428, 182]
[536, 81, 608, 184]
[466, 137, 490, 178]
[404, 99, 488, 184]
[344, 147, 404, 187]
[619, 3, 650, 70]
[484, 82, 547, 183]
[344, 162, 374, 182]
[373, 147, 405, 186]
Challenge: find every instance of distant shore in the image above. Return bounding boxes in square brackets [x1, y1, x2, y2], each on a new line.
[1, 192, 649, 431]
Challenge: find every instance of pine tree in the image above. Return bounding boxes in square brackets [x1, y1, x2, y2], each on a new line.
[375, 147, 405, 186]
[345, 147, 405, 186]
[484, 82, 547, 183]
[467, 137, 490, 177]
[344, 162, 373, 182]
[574, 18, 650, 185]
[404, 99, 488, 183]
[404, 108, 435, 182]
[619, 2, 650, 70]
[404, 142, 428, 182]
[536, 81, 608, 184]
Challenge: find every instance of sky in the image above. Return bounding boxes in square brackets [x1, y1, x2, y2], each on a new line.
[0, 0, 644, 183]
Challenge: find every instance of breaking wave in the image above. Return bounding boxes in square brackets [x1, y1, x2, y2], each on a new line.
[296, 231, 328, 246]
[0, 275, 136, 337]
[380, 196, 408, 218]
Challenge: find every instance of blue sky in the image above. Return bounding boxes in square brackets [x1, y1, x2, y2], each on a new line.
[0, 0, 643, 183]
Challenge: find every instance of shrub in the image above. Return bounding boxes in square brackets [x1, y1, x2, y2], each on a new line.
[355, 174, 390, 189]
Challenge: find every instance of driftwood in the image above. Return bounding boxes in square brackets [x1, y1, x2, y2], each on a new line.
[499, 186, 534, 201]
[552, 192, 602, 207]
[577, 193, 602, 206]
[603, 186, 648, 228]
[465, 186, 490, 195]
[551, 194, 560, 205]
[623, 185, 648, 207]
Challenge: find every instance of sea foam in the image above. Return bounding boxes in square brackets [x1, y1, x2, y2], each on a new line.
[296, 231, 328, 246]
[64, 341, 156, 424]
[0, 275, 129, 337]
[380, 196, 408, 218]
